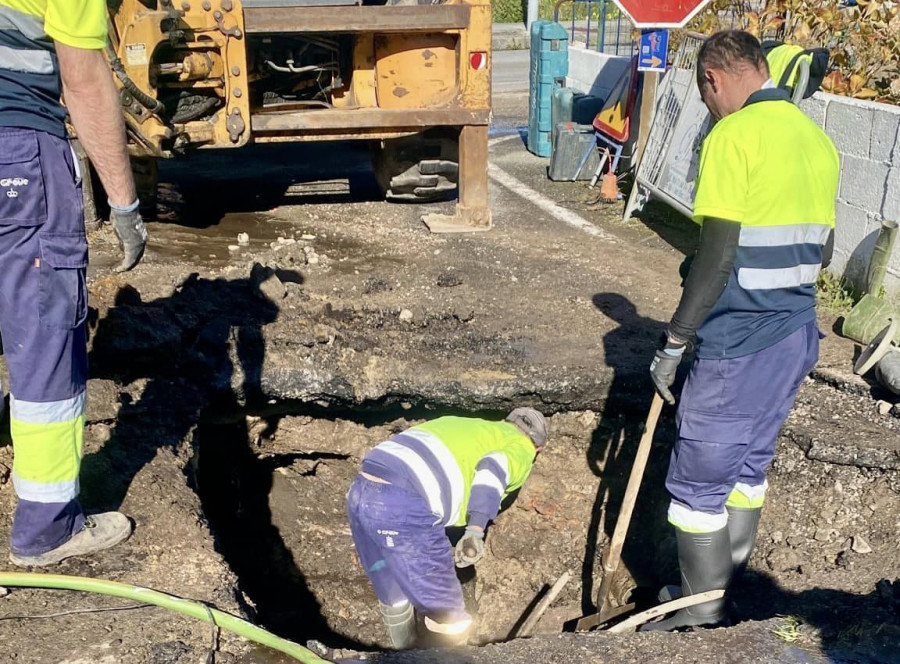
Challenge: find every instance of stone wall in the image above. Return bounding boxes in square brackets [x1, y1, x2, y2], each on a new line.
[565, 44, 630, 102]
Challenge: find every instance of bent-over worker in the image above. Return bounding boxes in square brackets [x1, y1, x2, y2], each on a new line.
[646, 30, 838, 630]
[1, 0, 147, 566]
[347, 408, 548, 648]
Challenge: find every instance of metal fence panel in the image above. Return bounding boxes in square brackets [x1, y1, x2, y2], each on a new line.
[623, 33, 708, 221]
[553, 0, 636, 57]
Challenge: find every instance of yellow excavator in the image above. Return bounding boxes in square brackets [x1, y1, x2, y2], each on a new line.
[90, 0, 492, 230]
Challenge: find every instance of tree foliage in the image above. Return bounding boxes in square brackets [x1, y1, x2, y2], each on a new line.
[679, 0, 900, 104]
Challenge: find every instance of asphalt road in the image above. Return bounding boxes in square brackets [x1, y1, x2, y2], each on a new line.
[492, 49, 530, 95]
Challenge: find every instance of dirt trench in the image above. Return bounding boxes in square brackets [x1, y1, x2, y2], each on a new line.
[186, 402, 899, 659]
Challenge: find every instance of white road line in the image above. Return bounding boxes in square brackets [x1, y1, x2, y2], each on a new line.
[486, 163, 618, 242]
[488, 133, 522, 146]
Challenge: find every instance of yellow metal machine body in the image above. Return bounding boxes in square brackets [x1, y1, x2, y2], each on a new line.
[106, 0, 492, 225]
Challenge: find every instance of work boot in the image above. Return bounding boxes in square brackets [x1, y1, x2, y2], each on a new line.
[9, 512, 132, 568]
[657, 507, 762, 603]
[379, 601, 416, 650]
[727, 505, 761, 582]
[640, 527, 732, 631]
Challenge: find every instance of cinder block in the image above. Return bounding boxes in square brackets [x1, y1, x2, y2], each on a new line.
[834, 200, 871, 252]
[884, 166, 900, 222]
[843, 223, 880, 288]
[840, 155, 888, 211]
[825, 101, 873, 158]
[833, 202, 880, 289]
[828, 248, 851, 278]
[894, 126, 900, 166]
[799, 95, 826, 128]
[870, 107, 900, 163]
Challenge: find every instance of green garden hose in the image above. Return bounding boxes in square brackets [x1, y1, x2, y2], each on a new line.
[0, 572, 327, 663]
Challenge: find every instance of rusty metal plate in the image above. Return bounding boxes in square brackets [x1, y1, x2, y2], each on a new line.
[375, 33, 458, 109]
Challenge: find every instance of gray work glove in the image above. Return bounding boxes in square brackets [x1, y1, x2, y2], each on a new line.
[109, 199, 147, 273]
[454, 527, 485, 568]
[649, 338, 686, 406]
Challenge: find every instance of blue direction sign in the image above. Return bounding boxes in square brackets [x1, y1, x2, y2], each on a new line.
[638, 29, 669, 72]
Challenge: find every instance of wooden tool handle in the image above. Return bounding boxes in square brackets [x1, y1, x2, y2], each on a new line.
[595, 392, 664, 612]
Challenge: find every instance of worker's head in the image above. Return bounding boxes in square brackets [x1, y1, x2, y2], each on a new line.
[506, 407, 548, 450]
[696, 30, 770, 120]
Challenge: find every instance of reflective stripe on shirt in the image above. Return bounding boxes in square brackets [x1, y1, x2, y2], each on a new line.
[738, 263, 822, 290]
[0, 43, 53, 74]
[366, 430, 465, 526]
[739, 223, 830, 247]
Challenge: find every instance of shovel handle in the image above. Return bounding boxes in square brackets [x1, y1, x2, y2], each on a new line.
[595, 392, 664, 611]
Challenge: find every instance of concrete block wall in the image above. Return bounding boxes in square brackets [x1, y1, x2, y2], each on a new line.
[798, 93, 900, 293]
[565, 45, 630, 102]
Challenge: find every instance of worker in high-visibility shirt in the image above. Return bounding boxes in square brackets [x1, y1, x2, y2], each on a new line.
[645, 30, 838, 630]
[347, 408, 548, 648]
[1, 0, 147, 566]
[762, 41, 829, 99]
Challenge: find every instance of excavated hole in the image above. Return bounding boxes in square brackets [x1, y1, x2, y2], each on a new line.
[187, 399, 899, 655]
[188, 401, 677, 650]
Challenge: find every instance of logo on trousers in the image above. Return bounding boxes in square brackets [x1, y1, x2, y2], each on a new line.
[2, 177, 28, 199]
[377, 529, 398, 548]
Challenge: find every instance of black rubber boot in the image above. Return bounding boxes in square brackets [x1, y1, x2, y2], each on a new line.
[727, 505, 761, 581]
[379, 601, 416, 649]
[656, 506, 762, 604]
[640, 527, 732, 631]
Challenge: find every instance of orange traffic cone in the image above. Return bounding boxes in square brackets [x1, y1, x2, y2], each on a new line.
[600, 148, 618, 203]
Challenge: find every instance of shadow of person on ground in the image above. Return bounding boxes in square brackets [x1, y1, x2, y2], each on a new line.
[580, 293, 672, 616]
[732, 570, 900, 664]
[80, 266, 365, 648]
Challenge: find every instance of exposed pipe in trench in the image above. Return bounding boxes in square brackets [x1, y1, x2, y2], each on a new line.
[0, 573, 327, 664]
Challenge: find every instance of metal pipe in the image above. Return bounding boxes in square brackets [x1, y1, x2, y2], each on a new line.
[600, 0, 607, 53]
[585, 0, 592, 49]
[526, 0, 539, 31]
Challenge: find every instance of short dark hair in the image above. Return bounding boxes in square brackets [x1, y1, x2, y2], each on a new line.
[696, 30, 769, 89]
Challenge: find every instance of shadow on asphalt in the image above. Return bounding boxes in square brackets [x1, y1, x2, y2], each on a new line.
[630, 200, 700, 256]
[80, 269, 372, 649]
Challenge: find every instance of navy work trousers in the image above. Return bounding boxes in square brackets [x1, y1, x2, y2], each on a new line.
[666, 320, 819, 521]
[346, 474, 469, 624]
[1, 127, 88, 556]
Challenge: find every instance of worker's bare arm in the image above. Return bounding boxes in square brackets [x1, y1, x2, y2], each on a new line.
[56, 43, 136, 207]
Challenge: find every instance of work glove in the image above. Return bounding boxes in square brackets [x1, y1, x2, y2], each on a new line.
[454, 527, 485, 568]
[109, 199, 147, 273]
[650, 337, 686, 406]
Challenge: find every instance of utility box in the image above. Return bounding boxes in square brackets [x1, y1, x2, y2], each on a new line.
[549, 122, 600, 181]
[528, 21, 569, 157]
[551, 87, 606, 152]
